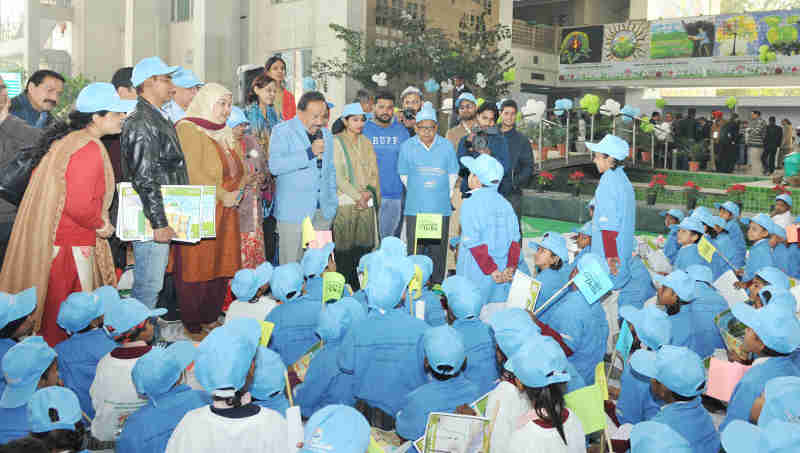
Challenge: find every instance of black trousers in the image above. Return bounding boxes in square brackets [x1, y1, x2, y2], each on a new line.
[717, 143, 738, 173]
[763, 145, 778, 174]
[405, 215, 450, 284]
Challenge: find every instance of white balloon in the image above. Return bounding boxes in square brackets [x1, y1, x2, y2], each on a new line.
[521, 99, 546, 123]
[599, 99, 621, 117]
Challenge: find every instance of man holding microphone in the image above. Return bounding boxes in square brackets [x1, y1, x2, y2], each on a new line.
[269, 91, 337, 264]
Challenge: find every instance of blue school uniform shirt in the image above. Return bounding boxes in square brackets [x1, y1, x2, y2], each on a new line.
[591, 166, 636, 289]
[0, 338, 15, 395]
[54, 328, 116, 419]
[710, 233, 733, 281]
[743, 239, 774, 283]
[364, 120, 410, 200]
[395, 374, 481, 441]
[721, 356, 800, 431]
[772, 243, 792, 275]
[726, 220, 747, 269]
[452, 318, 499, 395]
[786, 243, 800, 279]
[266, 294, 321, 366]
[668, 308, 693, 351]
[619, 257, 657, 312]
[651, 398, 720, 453]
[532, 267, 568, 314]
[538, 289, 609, 385]
[616, 356, 662, 425]
[664, 225, 680, 265]
[116, 385, 210, 453]
[0, 405, 28, 444]
[457, 187, 520, 303]
[397, 135, 459, 217]
[305, 276, 323, 303]
[338, 309, 429, 416]
[295, 338, 356, 418]
[254, 393, 290, 415]
[688, 283, 728, 358]
[675, 244, 705, 271]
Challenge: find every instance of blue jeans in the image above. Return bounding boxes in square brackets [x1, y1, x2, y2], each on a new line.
[379, 198, 403, 240]
[132, 241, 170, 309]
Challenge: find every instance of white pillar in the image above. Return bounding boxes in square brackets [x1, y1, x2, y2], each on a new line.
[23, 0, 41, 72]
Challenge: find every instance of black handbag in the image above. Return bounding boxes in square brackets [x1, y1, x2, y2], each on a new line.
[0, 146, 41, 206]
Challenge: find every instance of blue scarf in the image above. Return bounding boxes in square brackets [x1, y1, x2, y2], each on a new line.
[245, 103, 281, 138]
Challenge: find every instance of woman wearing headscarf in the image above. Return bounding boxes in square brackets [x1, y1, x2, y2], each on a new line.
[0, 83, 131, 346]
[264, 55, 296, 120]
[331, 103, 380, 287]
[175, 83, 246, 336]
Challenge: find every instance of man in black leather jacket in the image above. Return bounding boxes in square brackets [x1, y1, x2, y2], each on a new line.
[121, 56, 187, 310]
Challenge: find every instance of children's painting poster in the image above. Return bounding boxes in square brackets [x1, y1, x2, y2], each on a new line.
[559, 26, 604, 65]
[602, 22, 650, 62]
[650, 18, 716, 59]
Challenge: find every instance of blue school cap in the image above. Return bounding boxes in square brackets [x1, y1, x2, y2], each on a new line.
[390, 256, 417, 288]
[0, 336, 56, 408]
[572, 222, 592, 236]
[316, 298, 360, 343]
[586, 134, 629, 161]
[76, 82, 137, 113]
[221, 317, 262, 351]
[631, 421, 692, 453]
[456, 92, 477, 108]
[132, 340, 198, 398]
[357, 251, 379, 275]
[771, 222, 787, 239]
[103, 298, 165, 338]
[505, 335, 570, 388]
[460, 154, 504, 187]
[302, 243, 336, 279]
[365, 263, 408, 310]
[194, 326, 257, 394]
[630, 345, 706, 397]
[27, 387, 81, 433]
[759, 287, 796, 313]
[711, 215, 728, 230]
[270, 262, 305, 302]
[423, 325, 466, 376]
[487, 308, 541, 356]
[57, 288, 111, 334]
[250, 347, 287, 401]
[619, 305, 672, 350]
[131, 56, 179, 87]
[732, 299, 800, 354]
[415, 102, 437, 123]
[686, 264, 713, 285]
[759, 376, 800, 426]
[226, 105, 249, 129]
[756, 267, 790, 290]
[0, 287, 36, 331]
[441, 275, 483, 319]
[171, 67, 203, 88]
[776, 193, 793, 207]
[379, 237, 407, 258]
[300, 405, 370, 453]
[722, 420, 800, 453]
[342, 103, 366, 118]
[659, 208, 685, 222]
[692, 209, 716, 228]
[715, 201, 741, 218]
[409, 255, 433, 285]
[678, 217, 705, 235]
[232, 262, 273, 301]
[741, 213, 775, 232]
[532, 232, 569, 263]
[654, 270, 696, 301]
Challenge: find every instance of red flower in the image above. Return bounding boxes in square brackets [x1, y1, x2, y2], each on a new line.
[569, 170, 585, 180]
[727, 184, 746, 193]
[684, 181, 700, 191]
[773, 184, 787, 193]
[541, 171, 554, 181]
[648, 181, 655, 188]
[776, 68, 784, 75]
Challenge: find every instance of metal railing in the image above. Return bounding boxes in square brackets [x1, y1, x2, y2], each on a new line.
[511, 20, 555, 54]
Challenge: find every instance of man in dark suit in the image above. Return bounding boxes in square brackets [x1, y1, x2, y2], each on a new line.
[448, 74, 472, 128]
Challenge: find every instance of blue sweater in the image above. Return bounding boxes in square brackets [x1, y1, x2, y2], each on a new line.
[55, 329, 116, 419]
[364, 120, 410, 200]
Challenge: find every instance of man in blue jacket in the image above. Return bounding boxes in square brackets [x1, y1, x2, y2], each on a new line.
[499, 100, 534, 215]
[269, 91, 337, 264]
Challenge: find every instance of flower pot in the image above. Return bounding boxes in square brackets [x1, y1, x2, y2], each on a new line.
[686, 196, 698, 210]
[688, 161, 700, 172]
[646, 192, 657, 205]
[641, 151, 651, 162]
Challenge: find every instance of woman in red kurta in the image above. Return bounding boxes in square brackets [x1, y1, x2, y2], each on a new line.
[265, 56, 296, 120]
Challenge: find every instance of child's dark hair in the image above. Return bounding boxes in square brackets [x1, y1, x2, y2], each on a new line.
[30, 111, 108, 163]
[0, 437, 49, 453]
[111, 318, 151, 343]
[429, 359, 467, 381]
[690, 231, 702, 244]
[551, 256, 563, 271]
[524, 382, 568, 444]
[30, 420, 86, 453]
[761, 345, 791, 357]
[666, 298, 691, 316]
[704, 227, 718, 239]
[0, 315, 27, 339]
[212, 388, 248, 408]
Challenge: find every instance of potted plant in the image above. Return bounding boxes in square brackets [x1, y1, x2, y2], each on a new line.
[568, 170, 585, 197]
[647, 173, 667, 205]
[537, 171, 554, 192]
[726, 184, 746, 211]
[684, 181, 701, 210]
[688, 140, 707, 172]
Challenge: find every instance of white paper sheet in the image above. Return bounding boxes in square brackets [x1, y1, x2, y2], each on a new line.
[506, 271, 542, 312]
[713, 270, 748, 308]
[286, 405, 303, 453]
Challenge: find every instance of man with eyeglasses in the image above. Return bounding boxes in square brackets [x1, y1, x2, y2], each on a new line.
[9, 69, 64, 128]
[120, 57, 189, 311]
[0, 74, 42, 266]
[446, 93, 478, 150]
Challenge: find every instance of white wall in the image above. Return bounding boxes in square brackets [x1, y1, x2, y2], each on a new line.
[71, 0, 126, 81]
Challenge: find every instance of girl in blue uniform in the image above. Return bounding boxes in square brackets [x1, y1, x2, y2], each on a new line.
[27, 387, 86, 453]
[673, 217, 706, 271]
[660, 208, 685, 265]
[409, 254, 447, 326]
[736, 214, 776, 287]
[630, 345, 721, 453]
[0, 288, 36, 396]
[266, 263, 323, 366]
[767, 222, 791, 276]
[569, 222, 592, 274]
[250, 347, 290, 415]
[715, 201, 746, 269]
[530, 232, 570, 313]
[684, 265, 727, 358]
[654, 270, 696, 350]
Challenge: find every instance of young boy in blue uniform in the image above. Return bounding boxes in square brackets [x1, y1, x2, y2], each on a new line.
[616, 304, 672, 425]
[721, 295, 800, 431]
[685, 265, 727, 358]
[737, 214, 777, 286]
[338, 257, 429, 429]
[721, 419, 800, 453]
[27, 387, 85, 451]
[55, 287, 116, 419]
[251, 347, 290, 415]
[395, 325, 480, 441]
[295, 297, 366, 417]
[654, 270, 696, 350]
[227, 262, 275, 323]
[0, 288, 36, 396]
[748, 267, 790, 307]
[117, 341, 210, 453]
[715, 201, 746, 268]
[674, 217, 706, 271]
[441, 275, 498, 395]
[660, 208, 685, 265]
[767, 221, 792, 276]
[530, 232, 570, 313]
[456, 154, 521, 304]
[266, 262, 322, 366]
[300, 243, 336, 302]
[568, 222, 592, 274]
[630, 345, 721, 453]
[409, 254, 447, 326]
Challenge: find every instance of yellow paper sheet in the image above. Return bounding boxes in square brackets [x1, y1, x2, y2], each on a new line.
[698, 236, 716, 263]
[259, 321, 275, 347]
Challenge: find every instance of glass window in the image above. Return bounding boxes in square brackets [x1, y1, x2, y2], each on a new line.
[171, 0, 193, 23]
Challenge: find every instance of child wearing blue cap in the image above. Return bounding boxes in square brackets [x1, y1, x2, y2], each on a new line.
[735, 214, 776, 287]
[301, 243, 336, 302]
[27, 387, 85, 452]
[395, 325, 481, 441]
[117, 341, 209, 453]
[630, 421, 692, 453]
[747, 267, 790, 307]
[54, 288, 116, 419]
[227, 262, 277, 323]
[531, 232, 570, 313]
[408, 254, 447, 326]
[630, 345, 720, 453]
[456, 154, 521, 304]
[616, 305, 672, 426]
[506, 335, 586, 453]
[0, 337, 60, 444]
[660, 208, 685, 264]
[767, 221, 792, 276]
[723, 420, 800, 453]
[620, 244, 657, 313]
[0, 288, 37, 396]
[674, 217, 706, 271]
[265, 263, 322, 366]
[295, 298, 365, 417]
[684, 265, 727, 358]
[715, 201, 747, 268]
[90, 298, 164, 441]
[720, 299, 800, 431]
[298, 405, 370, 453]
[772, 193, 793, 229]
[750, 376, 800, 426]
[654, 270, 696, 350]
[441, 276, 498, 395]
[338, 259, 429, 430]
[697, 214, 734, 281]
[250, 347, 290, 414]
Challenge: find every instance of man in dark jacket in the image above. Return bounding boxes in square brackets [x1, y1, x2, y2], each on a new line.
[763, 116, 783, 175]
[718, 113, 739, 173]
[9, 69, 64, 128]
[121, 56, 188, 310]
[499, 99, 533, 217]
